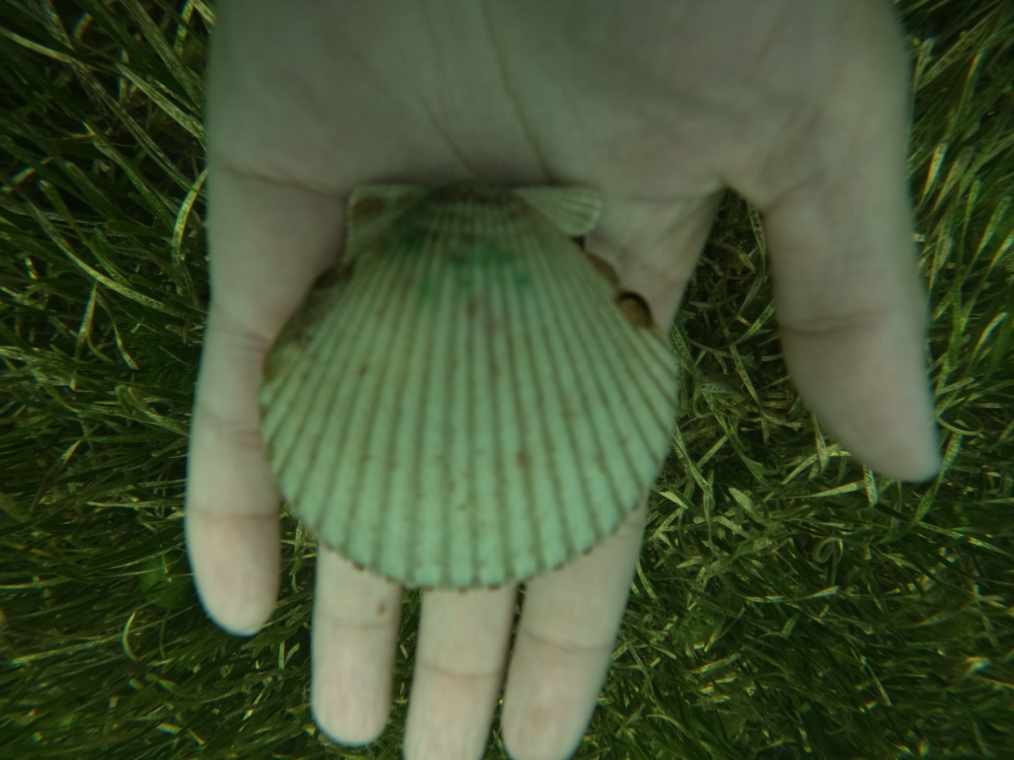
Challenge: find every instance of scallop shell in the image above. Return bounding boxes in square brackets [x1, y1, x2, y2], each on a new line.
[258, 182, 679, 590]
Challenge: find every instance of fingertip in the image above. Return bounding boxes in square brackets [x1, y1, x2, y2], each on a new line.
[186, 508, 281, 635]
[195, 571, 278, 638]
[311, 682, 390, 748]
[312, 714, 387, 750]
[864, 372, 942, 485]
[193, 601, 272, 638]
[887, 424, 943, 484]
[500, 645, 602, 760]
[875, 456, 940, 486]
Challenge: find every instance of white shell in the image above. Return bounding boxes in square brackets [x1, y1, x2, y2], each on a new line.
[258, 182, 679, 589]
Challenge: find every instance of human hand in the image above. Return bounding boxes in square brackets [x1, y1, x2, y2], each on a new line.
[185, 1, 941, 757]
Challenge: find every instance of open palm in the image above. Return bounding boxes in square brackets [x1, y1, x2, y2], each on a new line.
[186, 1, 940, 757]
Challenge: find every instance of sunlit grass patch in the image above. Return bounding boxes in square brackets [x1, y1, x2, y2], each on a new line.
[1, 1, 1011, 757]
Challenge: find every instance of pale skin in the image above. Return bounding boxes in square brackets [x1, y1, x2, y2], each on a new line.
[186, 1, 942, 758]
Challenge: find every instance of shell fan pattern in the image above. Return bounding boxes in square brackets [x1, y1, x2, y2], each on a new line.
[258, 182, 679, 590]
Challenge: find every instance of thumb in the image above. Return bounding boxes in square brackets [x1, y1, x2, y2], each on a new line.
[185, 165, 345, 634]
[757, 46, 941, 483]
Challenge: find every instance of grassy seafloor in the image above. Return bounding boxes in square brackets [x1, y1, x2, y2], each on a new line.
[1, 1, 1012, 758]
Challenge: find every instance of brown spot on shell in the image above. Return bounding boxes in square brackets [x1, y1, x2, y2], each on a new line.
[309, 262, 352, 293]
[262, 433, 275, 465]
[262, 349, 279, 386]
[516, 449, 530, 470]
[583, 250, 621, 288]
[454, 230, 480, 248]
[350, 194, 387, 223]
[262, 341, 295, 386]
[262, 261, 356, 383]
[582, 250, 655, 329]
[464, 295, 481, 319]
[616, 290, 654, 329]
[376, 601, 387, 616]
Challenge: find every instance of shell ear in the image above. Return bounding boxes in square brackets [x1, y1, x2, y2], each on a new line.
[513, 186, 602, 237]
[345, 184, 429, 254]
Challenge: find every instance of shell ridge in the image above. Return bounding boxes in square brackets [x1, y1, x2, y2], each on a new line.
[278, 319, 351, 528]
[265, 271, 347, 529]
[485, 220, 518, 585]
[458, 228, 482, 587]
[358, 234, 442, 575]
[600, 320, 680, 450]
[296, 248, 415, 540]
[512, 186, 602, 237]
[401, 226, 465, 586]
[260, 362, 302, 480]
[615, 317, 681, 415]
[265, 287, 358, 515]
[459, 202, 513, 586]
[639, 333, 681, 399]
[519, 208, 575, 575]
[583, 309, 675, 491]
[530, 219, 632, 543]
[506, 205, 544, 582]
[397, 241, 445, 586]
[630, 334, 681, 440]
[524, 219, 609, 555]
[505, 216, 574, 577]
[261, 336, 309, 440]
[462, 203, 494, 586]
[539, 221, 669, 525]
[470, 230, 506, 587]
[259, 362, 289, 426]
[563, 238, 679, 473]
[260, 299, 339, 455]
[329, 240, 433, 563]
[424, 247, 454, 588]
[426, 199, 470, 587]
[278, 278, 374, 514]
[438, 242, 474, 587]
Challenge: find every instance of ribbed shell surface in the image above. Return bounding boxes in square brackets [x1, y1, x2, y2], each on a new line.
[258, 183, 679, 589]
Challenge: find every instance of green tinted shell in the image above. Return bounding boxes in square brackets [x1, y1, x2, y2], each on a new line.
[258, 182, 678, 589]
